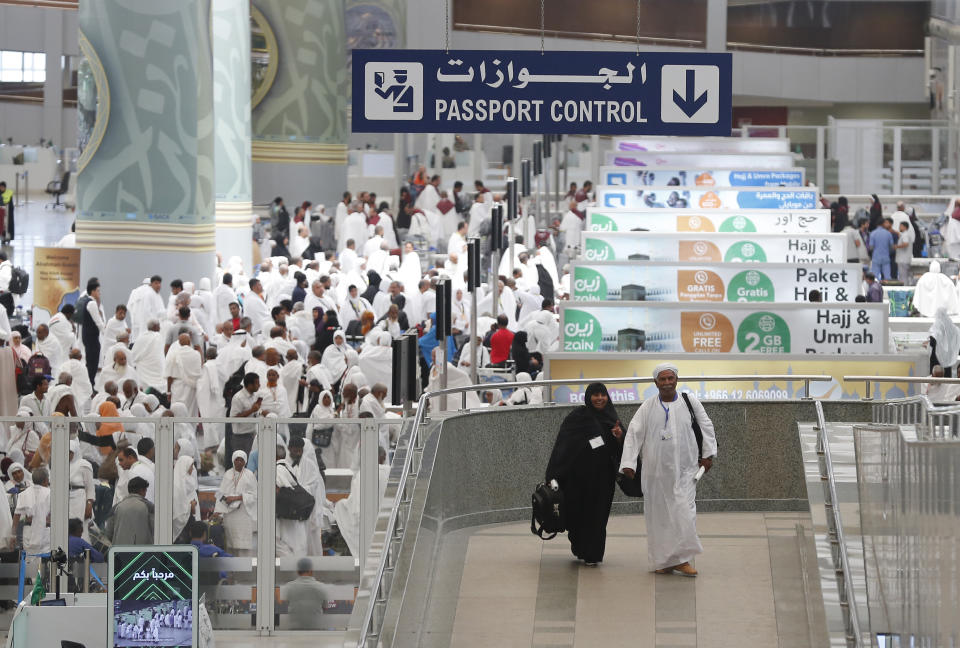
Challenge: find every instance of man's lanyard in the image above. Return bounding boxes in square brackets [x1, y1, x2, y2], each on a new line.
[658, 394, 677, 426]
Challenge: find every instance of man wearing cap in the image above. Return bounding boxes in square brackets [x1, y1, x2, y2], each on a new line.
[620, 363, 717, 576]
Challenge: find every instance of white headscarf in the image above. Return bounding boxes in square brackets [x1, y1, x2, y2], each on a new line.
[930, 307, 960, 370]
[652, 362, 679, 379]
[312, 390, 336, 419]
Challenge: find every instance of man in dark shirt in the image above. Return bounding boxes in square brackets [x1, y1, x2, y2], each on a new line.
[68, 517, 104, 562]
[489, 314, 514, 366]
[189, 520, 232, 558]
[864, 271, 883, 302]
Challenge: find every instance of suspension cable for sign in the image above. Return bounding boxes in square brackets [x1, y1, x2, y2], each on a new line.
[540, 0, 545, 54]
[636, 0, 642, 55]
[444, 0, 450, 53]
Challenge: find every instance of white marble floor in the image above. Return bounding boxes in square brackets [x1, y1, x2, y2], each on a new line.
[4, 197, 75, 310]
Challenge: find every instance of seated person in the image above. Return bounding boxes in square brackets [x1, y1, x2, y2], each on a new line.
[189, 520, 232, 557]
[67, 517, 104, 562]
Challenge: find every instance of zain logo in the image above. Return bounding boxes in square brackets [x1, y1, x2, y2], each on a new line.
[574, 278, 601, 292]
[758, 314, 776, 333]
[740, 243, 756, 258]
[745, 270, 761, 287]
[694, 270, 709, 284]
[699, 313, 717, 330]
[689, 216, 702, 229]
[693, 241, 709, 256]
[564, 320, 594, 337]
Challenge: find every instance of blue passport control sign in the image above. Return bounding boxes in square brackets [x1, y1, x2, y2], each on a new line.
[352, 49, 732, 136]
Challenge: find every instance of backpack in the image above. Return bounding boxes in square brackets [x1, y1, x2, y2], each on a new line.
[25, 353, 50, 385]
[8, 267, 28, 295]
[72, 295, 91, 324]
[275, 464, 316, 521]
[530, 479, 565, 540]
[222, 364, 246, 409]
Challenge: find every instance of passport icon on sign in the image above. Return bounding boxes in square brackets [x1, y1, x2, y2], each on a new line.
[365, 63, 423, 120]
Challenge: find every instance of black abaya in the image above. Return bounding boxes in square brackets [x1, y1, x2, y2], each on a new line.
[545, 384, 622, 563]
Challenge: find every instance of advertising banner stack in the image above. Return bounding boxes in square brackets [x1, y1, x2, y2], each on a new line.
[548, 136, 921, 401]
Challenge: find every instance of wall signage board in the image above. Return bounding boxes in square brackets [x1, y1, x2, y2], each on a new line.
[580, 231, 847, 264]
[596, 186, 818, 210]
[559, 302, 887, 355]
[599, 166, 805, 187]
[570, 261, 860, 303]
[585, 209, 829, 234]
[352, 49, 732, 135]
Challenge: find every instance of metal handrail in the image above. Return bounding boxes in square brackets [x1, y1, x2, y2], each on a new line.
[843, 375, 960, 402]
[351, 373, 831, 647]
[434, 374, 833, 409]
[814, 400, 863, 647]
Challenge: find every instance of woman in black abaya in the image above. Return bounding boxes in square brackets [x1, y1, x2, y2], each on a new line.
[545, 383, 624, 566]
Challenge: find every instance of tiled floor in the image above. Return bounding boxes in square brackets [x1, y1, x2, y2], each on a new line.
[428, 512, 828, 648]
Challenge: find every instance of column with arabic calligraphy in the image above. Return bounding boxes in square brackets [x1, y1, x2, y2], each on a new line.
[251, 0, 348, 208]
[212, 0, 255, 272]
[76, 0, 216, 311]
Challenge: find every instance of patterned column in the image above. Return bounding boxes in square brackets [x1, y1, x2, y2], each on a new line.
[251, 0, 348, 209]
[77, 0, 215, 309]
[212, 0, 254, 271]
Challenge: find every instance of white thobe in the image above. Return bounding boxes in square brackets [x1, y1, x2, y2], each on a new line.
[243, 292, 271, 335]
[284, 457, 327, 555]
[415, 184, 441, 213]
[131, 330, 166, 391]
[275, 462, 309, 557]
[164, 344, 202, 415]
[197, 359, 225, 448]
[467, 202, 489, 238]
[47, 312, 76, 357]
[620, 393, 717, 570]
[341, 211, 368, 253]
[213, 283, 236, 324]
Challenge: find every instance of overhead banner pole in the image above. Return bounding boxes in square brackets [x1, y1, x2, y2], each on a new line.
[467, 238, 481, 386]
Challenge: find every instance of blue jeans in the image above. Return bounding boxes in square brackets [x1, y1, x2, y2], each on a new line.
[871, 259, 890, 280]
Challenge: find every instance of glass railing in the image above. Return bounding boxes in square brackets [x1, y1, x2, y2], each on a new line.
[854, 413, 960, 645]
[0, 414, 391, 636]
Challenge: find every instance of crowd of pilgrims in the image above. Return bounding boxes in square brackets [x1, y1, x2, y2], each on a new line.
[0, 177, 591, 562]
[115, 600, 192, 644]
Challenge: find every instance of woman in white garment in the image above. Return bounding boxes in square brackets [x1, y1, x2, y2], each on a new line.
[320, 330, 349, 388]
[7, 410, 39, 465]
[214, 451, 258, 555]
[172, 454, 199, 541]
[929, 306, 960, 377]
[307, 389, 337, 467]
[359, 331, 394, 401]
[68, 440, 95, 540]
[505, 372, 539, 406]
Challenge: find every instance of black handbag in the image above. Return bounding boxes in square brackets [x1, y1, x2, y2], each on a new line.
[275, 465, 316, 521]
[311, 425, 334, 448]
[531, 479, 565, 539]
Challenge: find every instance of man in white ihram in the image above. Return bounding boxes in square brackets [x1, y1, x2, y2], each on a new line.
[619, 363, 717, 576]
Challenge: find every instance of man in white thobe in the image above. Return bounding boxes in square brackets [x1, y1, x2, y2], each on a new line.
[131, 320, 166, 392]
[275, 448, 309, 558]
[197, 348, 225, 450]
[244, 279, 271, 336]
[164, 333, 203, 416]
[619, 363, 717, 576]
[284, 437, 327, 555]
[341, 202, 368, 253]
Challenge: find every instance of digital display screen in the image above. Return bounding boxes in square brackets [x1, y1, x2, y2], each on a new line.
[109, 547, 197, 648]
